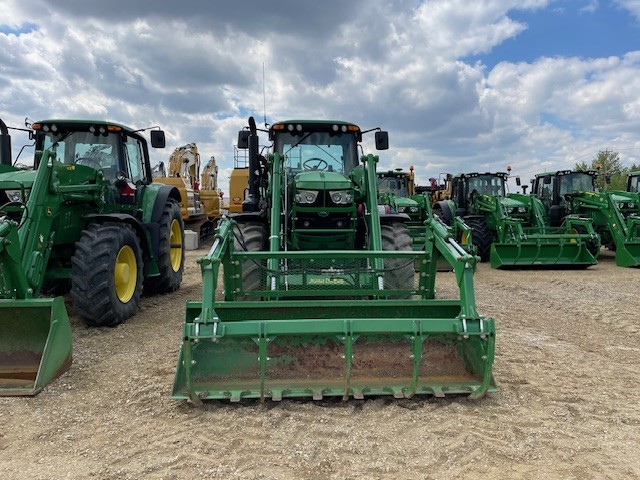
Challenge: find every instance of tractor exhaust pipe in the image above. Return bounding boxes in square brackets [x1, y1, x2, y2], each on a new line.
[0, 118, 11, 166]
[243, 116, 261, 212]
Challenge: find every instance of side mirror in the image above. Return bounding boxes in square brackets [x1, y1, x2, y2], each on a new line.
[516, 176, 521, 186]
[375, 131, 389, 150]
[543, 176, 552, 185]
[237, 130, 250, 149]
[150, 130, 166, 148]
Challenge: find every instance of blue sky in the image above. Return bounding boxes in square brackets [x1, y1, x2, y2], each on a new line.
[1, 0, 640, 188]
[474, 1, 639, 68]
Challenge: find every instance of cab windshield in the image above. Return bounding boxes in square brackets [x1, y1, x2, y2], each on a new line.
[559, 173, 595, 195]
[468, 175, 505, 197]
[274, 131, 358, 175]
[378, 176, 409, 196]
[37, 128, 147, 183]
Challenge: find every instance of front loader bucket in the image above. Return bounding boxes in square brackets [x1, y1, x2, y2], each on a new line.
[173, 300, 496, 402]
[614, 241, 640, 267]
[490, 240, 598, 268]
[172, 218, 496, 404]
[0, 297, 72, 396]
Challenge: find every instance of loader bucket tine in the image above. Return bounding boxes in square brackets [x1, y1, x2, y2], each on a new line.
[342, 334, 353, 401]
[0, 297, 72, 396]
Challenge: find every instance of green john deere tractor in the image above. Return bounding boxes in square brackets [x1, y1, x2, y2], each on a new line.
[532, 170, 640, 267]
[432, 171, 599, 268]
[377, 167, 473, 269]
[172, 117, 496, 403]
[627, 171, 640, 194]
[0, 118, 185, 396]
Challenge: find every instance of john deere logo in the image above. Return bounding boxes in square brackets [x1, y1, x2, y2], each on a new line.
[308, 277, 346, 285]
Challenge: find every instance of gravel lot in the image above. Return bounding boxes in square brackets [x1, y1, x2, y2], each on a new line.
[1, 245, 638, 479]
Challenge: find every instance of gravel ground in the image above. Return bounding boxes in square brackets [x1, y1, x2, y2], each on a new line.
[1, 245, 638, 480]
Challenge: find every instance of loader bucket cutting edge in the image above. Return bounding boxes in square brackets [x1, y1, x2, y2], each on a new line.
[172, 301, 496, 402]
[0, 297, 72, 396]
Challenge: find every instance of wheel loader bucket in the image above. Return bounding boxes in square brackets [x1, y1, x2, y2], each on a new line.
[173, 300, 495, 402]
[172, 218, 496, 403]
[0, 297, 72, 396]
[490, 240, 597, 268]
[490, 222, 599, 269]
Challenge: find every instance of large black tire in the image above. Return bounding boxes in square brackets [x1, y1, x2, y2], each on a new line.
[233, 222, 266, 298]
[70, 222, 143, 327]
[143, 200, 185, 295]
[464, 217, 493, 262]
[571, 223, 600, 258]
[381, 222, 414, 297]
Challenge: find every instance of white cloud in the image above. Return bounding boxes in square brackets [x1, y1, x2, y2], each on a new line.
[1, 0, 640, 190]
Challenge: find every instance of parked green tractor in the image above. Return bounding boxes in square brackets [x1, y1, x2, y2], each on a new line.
[627, 171, 640, 194]
[172, 117, 496, 403]
[532, 170, 640, 267]
[432, 172, 599, 268]
[377, 167, 473, 268]
[0, 118, 185, 396]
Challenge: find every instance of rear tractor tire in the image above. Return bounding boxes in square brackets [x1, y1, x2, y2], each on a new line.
[464, 217, 492, 262]
[144, 200, 185, 295]
[71, 222, 143, 327]
[381, 222, 414, 298]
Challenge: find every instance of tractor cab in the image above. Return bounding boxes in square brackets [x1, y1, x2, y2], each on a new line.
[627, 172, 640, 194]
[532, 170, 597, 226]
[452, 172, 507, 216]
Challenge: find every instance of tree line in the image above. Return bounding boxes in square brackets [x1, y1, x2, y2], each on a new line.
[574, 150, 639, 190]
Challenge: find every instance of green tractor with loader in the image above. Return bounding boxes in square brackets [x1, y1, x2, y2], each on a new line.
[432, 171, 599, 268]
[0, 118, 185, 396]
[172, 117, 496, 403]
[376, 167, 473, 268]
[627, 171, 640, 194]
[532, 169, 640, 267]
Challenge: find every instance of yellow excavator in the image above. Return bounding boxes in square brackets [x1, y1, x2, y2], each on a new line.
[199, 155, 222, 222]
[153, 143, 221, 239]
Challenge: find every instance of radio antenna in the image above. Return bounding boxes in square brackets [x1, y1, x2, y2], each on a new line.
[262, 63, 269, 128]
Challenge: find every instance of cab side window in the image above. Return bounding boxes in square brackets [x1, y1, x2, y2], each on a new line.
[125, 136, 145, 183]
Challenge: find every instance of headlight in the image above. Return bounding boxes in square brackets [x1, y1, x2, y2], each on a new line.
[294, 189, 319, 204]
[5, 189, 29, 202]
[409, 206, 419, 213]
[397, 206, 407, 213]
[329, 190, 352, 205]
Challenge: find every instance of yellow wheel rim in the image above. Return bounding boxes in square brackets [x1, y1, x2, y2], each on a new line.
[169, 219, 183, 272]
[569, 228, 578, 244]
[460, 231, 469, 246]
[114, 245, 137, 303]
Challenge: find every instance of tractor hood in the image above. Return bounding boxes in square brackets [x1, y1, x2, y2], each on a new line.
[394, 196, 418, 207]
[500, 196, 526, 208]
[294, 171, 352, 191]
[0, 167, 37, 189]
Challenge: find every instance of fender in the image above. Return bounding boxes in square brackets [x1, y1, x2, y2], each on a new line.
[150, 184, 181, 224]
[379, 213, 410, 224]
[83, 213, 148, 245]
[229, 212, 267, 224]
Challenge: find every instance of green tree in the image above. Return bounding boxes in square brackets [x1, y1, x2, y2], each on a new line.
[574, 150, 627, 190]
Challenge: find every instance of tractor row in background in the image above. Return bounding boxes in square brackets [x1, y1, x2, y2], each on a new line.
[381, 164, 640, 269]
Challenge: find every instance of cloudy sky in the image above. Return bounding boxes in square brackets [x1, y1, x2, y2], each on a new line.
[1, 0, 640, 191]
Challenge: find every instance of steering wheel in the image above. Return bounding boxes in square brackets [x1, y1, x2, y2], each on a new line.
[76, 157, 101, 170]
[303, 157, 328, 171]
